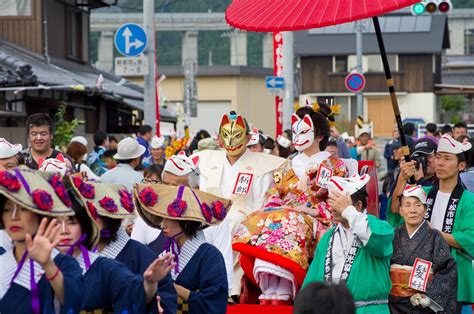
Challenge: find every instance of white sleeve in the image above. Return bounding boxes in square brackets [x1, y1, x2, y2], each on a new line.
[342, 206, 372, 245]
[199, 174, 208, 192]
[204, 221, 234, 294]
[131, 215, 161, 245]
[252, 172, 274, 210]
[80, 164, 100, 181]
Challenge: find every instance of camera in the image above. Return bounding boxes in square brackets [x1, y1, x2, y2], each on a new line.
[410, 152, 428, 173]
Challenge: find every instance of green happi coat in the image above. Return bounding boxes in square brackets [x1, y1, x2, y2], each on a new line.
[386, 186, 474, 303]
[302, 215, 394, 314]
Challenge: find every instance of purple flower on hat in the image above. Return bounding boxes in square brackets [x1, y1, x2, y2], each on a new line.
[73, 176, 95, 199]
[201, 202, 213, 223]
[99, 197, 118, 213]
[167, 199, 187, 217]
[0, 171, 21, 192]
[119, 189, 135, 213]
[87, 201, 99, 220]
[139, 187, 158, 206]
[49, 174, 72, 207]
[211, 201, 227, 221]
[31, 189, 53, 211]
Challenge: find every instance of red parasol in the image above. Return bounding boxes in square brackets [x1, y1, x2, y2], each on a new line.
[226, 0, 421, 159]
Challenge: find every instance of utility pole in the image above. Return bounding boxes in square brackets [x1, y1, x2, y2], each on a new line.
[282, 31, 294, 131]
[356, 21, 364, 117]
[143, 0, 157, 132]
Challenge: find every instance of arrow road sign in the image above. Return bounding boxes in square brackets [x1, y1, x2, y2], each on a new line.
[266, 76, 285, 89]
[114, 23, 148, 57]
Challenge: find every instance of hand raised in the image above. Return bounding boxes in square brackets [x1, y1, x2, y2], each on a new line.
[26, 218, 63, 266]
[327, 191, 352, 216]
[144, 252, 175, 284]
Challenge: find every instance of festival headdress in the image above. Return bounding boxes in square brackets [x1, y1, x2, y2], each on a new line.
[0, 138, 22, 159]
[327, 174, 371, 196]
[437, 134, 472, 155]
[38, 154, 67, 176]
[402, 185, 427, 205]
[0, 168, 73, 218]
[302, 99, 341, 127]
[134, 184, 232, 228]
[163, 151, 199, 176]
[68, 174, 135, 225]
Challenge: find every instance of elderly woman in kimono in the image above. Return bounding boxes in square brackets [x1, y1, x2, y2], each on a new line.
[0, 168, 84, 313]
[389, 185, 457, 313]
[134, 183, 232, 314]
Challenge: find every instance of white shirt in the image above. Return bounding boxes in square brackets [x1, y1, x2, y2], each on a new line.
[100, 164, 144, 190]
[430, 191, 451, 231]
[291, 151, 332, 179]
[331, 206, 372, 284]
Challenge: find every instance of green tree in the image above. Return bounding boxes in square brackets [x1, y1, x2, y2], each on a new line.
[441, 95, 465, 123]
[52, 104, 84, 151]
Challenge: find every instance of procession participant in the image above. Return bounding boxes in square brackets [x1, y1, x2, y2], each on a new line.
[66, 141, 99, 180]
[303, 174, 394, 314]
[388, 134, 474, 307]
[87, 131, 109, 176]
[0, 168, 84, 313]
[134, 183, 231, 314]
[192, 111, 285, 296]
[132, 153, 234, 296]
[137, 125, 154, 167]
[389, 185, 457, 313]
[150, 135, 166, 167]
[54, 185, 177, 313]
[276, 135, 293, 159]
[233, 104, 350, 305]
[69, 174, 177, 310]
[247, 128, 265, 153]
[0, 138, 23, 251]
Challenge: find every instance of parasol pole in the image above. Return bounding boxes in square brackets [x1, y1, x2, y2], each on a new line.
[372, 16, 410, 161]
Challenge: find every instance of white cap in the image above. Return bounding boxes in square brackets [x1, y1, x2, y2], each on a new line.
[402, 185, 427, 205]
[150, 135, 165, 149]
[164, 151, 199, 176]
[114, 137, 146, 160]
[277, 135, 291, 148]
[357, 127, 371, 138]
[247, 128, 261, 147]
[38, 154, 67, 176]
[437, 134, 472, 155]
[0, 138, 22, 159]
[327, 174, 370, 196]
[70, 136, 88, 147]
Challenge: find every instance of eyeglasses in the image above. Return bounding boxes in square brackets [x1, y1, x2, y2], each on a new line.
[142, 178, 161, 184]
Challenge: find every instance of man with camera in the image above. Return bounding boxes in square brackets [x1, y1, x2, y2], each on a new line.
[389, 137, 438, 214]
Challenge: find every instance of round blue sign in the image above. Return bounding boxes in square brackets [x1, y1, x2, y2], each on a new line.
[345, 72, 366, 93]
[114, 23, 148, 57]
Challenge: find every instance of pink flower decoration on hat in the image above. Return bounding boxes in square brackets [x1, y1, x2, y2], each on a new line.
[119, 189, 135, 213]
[139, 187, 158, 207]
[73, 176, 95, 199]
[31, 189, 53, 212]
[167, 199, 187, 217]
[49, 174, 72, 207]
[99, 197, 118, 213]
[0, 171, 21, 192]
[211, 201, 227, 221]
[87, 201, 98, 220]
[200, 202, 213, 223]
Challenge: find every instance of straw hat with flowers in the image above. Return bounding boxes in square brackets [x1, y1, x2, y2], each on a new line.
[68, 174, 135, 226]
[133, 184, 232, 228]
[0, 167, 73, 217]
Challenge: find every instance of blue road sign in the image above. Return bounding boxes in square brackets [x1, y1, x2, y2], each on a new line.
[114, 23, 148, 57]
[266, 76, 285, 89]
[345, 72, 366, 93]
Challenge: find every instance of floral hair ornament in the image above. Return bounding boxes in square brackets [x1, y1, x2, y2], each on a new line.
[167, 186, 188, 217]
[73, 176, 95, 199]
[49, 174, 72, 207]
[139, 187, 158, 207]
[99, 197, 118, 213]
[119, 189, 135, 213]
[31, 189, 53, 212]
[0, 170, 21, 192]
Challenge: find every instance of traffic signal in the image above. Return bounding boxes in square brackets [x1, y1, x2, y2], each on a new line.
[411, 0, 452, 15]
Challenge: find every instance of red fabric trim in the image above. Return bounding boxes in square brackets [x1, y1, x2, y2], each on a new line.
[227, 304, 293, 314]
[233, 243, 307, 286]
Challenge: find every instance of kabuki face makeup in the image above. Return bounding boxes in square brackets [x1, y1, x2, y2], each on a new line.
[2, 200, 40, 242]
[219, 114, 248, 157]
[291, 114, 315, 152]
